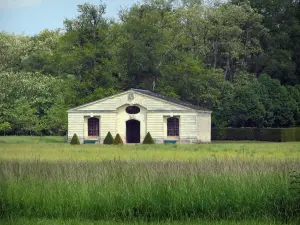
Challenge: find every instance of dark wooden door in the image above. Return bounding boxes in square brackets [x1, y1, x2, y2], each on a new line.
[126, 120, 140, 143]
[88, 118, 99, 136]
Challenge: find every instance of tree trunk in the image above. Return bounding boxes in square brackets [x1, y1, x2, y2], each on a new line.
[213, 42, 217, 68]
[152, 77, 156, 91]
[224, 58, 231, 80]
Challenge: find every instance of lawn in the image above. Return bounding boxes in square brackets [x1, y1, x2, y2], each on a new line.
[0, 136, 299, 224]
[0, 136, 299, 161]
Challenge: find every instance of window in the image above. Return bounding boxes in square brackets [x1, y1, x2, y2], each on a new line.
[126, 106, 140, 114]
[88, 118, 99, 136]
[167, 117, 179, 136]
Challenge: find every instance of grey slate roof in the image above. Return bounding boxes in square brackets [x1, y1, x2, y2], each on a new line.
[131, 89, 210, 111]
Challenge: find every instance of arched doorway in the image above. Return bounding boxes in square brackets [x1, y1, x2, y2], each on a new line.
[126, 120, 140, 143]
[88, 118, 99, 136]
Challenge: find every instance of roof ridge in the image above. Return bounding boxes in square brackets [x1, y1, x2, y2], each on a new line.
[131, 89, 210, 111]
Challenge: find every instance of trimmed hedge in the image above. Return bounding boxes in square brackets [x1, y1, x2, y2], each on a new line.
[281, 127, 300, 142]
[260, 128, 282, 142]
[212, 128, 260, 141]
[103, 132, 114, 145]
[70, 133, 80, 145]
[114, 134, 124, 145]
[212, 127, 300, 142]
[143, 132, 155, 144]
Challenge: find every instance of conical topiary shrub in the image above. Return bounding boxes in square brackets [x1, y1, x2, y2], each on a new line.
[70, 133, 80, 145]
[103, 132, 114, 145]
[114, 134, 124, 145]
[142, 132, 155, 144]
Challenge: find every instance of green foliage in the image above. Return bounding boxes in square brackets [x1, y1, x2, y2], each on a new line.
[0, 71, 76, 135]
[2, 1, 300, 134]
[70, 133, 80, 145]
[212, 128, 261, 141]
[103, 132, 114, 145]
[259, 128, 282, 142]
[113, 134, 124, 145]
[212, 127, 300, 142]
[143, 132, 155, 144]
[0, 122, 11, 136]
[281, 128, 300, 142]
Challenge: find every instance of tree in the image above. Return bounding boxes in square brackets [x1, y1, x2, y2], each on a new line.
[0, 71, 75, 135]
[57, 2, 118, 97]
[118, 1, 186, 90]
[0, 32, 32, 71]
[255, 74, 298, 127]
[177, 1, 266, 80]
[231, 0, 300, 84]
[0, 122, 11, 136]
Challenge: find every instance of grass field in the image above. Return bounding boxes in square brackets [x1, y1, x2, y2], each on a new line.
[0, 136, 300, 161]
[0, 218, 293, 225]
[0, 136, 300, 224]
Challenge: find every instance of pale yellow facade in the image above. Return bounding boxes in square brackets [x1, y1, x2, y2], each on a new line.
[68, 90, 212, 144]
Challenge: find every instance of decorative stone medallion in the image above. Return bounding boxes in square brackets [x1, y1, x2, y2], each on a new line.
[128, 92, 134, 103]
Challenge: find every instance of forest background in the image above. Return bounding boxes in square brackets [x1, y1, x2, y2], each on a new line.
[1, 0, 300, 136]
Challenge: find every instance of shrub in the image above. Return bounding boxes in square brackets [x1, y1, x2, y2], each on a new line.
[103, 132, 114, 145]
[281, 127, 300, 142]
[70, 133, 80, 145]
[143, 132, 155, 144]
[281, 128, 296, 142]
[260, 128, 282, 142]
[212, 128, 300, 142]
[296, 128, 300, 141]
[114, 134, 123, 145]
[212, 128, 260, 141]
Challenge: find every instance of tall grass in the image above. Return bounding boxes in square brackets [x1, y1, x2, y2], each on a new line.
[1, 159, 299, 222]
[0, 218, 291, 225]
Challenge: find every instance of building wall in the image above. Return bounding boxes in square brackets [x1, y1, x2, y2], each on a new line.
[68, 91, 212, 144]
[68, 112, 117, 143]
[197, 112, 211, 143]
[116, 104, 147, 143]
[68, 112, 85, 143]
[147, 112, 164, 143]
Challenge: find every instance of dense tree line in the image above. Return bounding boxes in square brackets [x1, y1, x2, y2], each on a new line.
[1, 0, 300, 135]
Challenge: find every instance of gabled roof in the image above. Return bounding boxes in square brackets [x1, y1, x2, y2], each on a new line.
[68, 89, 211, 112]
[131, 89, 209, 111]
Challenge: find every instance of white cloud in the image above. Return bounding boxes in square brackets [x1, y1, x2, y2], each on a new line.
[0, 0, 41, 9]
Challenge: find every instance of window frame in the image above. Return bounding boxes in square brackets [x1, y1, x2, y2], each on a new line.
[167, 117, 180, 137]
[88, 117, 99, 136]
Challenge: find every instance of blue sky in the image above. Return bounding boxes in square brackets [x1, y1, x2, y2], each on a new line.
[0, 0, 139, 35]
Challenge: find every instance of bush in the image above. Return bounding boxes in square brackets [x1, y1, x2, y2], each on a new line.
[114, 134, 123, 145]
[212, 128, 260, 141]
[296, 128, 300, 141]
[143, 132, 155, 144]
[281, 127, 300, 142]
[70, 133, 80, 145]
[212, 128, 300, 142]
[281, 128, 296, 142]
[103, 132, 114, 145]
[260, 128, 282, 142]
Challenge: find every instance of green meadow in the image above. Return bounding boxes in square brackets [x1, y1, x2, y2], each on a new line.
[0, 136, 300, 161]
[0, 137, 300, 224]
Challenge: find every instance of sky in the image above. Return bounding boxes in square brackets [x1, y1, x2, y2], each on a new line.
[0, 0, 139, 35]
